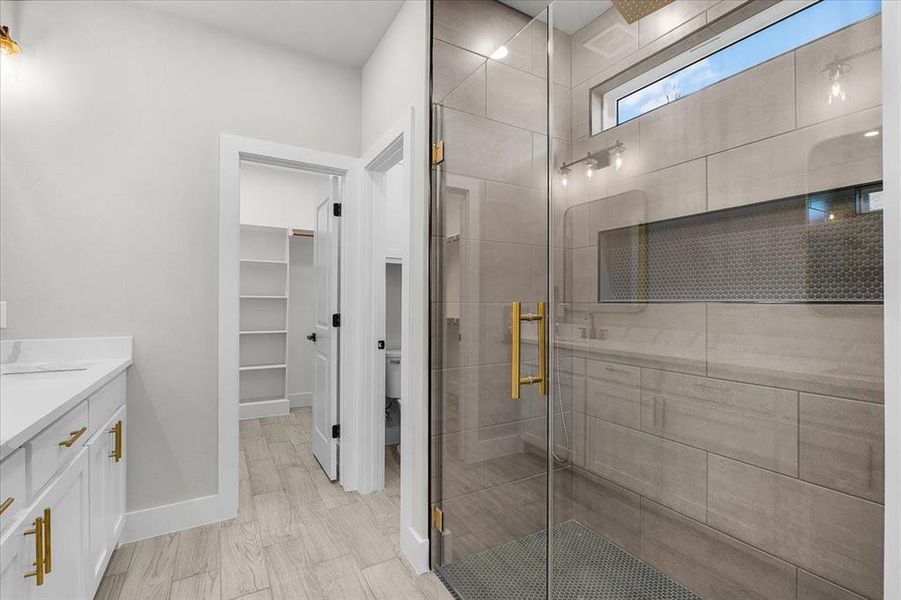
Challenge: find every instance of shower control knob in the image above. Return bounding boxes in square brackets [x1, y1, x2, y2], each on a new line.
[306, 333, 316, 342]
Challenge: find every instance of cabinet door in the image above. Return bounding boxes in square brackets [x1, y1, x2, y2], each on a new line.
[106, 408, 126, 549]
[88, 407, 126, 593]
[0, 517, 33, 600]
[33, 449, 90, 600]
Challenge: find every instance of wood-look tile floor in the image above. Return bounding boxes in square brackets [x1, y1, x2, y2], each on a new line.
[95, 408, 454, 600]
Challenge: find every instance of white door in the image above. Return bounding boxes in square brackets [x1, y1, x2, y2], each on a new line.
[312, 190, 340, 480]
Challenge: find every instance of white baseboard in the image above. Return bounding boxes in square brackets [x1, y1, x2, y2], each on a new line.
[289, 391, 312, 408]
[122, 493, 231, 543]
[400, 524, 430, 574]
[239, 398, 289, 420]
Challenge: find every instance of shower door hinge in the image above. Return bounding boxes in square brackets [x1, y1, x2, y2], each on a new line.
[431, 141, 445, 165]
[431, 506, 444, 532]
[331, 424, 340, 439]
[333, 203, 342, 217]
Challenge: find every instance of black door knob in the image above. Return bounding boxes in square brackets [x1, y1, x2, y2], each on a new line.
[306, 333, 317, 342]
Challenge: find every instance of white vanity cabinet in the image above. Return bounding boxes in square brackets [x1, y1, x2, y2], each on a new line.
[0, 369, 127, 600]
[87, 406, 126, 591]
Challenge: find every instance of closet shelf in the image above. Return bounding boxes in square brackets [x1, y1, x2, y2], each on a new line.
[240, 295, 288, 300]
[239, 363, 287, 372]
[240, 259, 287, 265]
[240, 330, 288, 335]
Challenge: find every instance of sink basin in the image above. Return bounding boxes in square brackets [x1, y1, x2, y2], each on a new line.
[1, 362, 95, 376]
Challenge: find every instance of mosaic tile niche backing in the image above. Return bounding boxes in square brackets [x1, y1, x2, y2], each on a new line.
[597, 183, 884, 303]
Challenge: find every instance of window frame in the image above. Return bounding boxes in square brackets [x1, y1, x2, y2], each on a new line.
[599, 0, 818, 132]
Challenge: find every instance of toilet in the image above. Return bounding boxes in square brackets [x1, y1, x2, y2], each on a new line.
[385, 350, 401, 400]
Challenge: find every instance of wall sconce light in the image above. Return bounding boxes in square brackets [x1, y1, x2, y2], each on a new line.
[609, 141, 626, 172]
[559, 164, 571, 187]
[823, 59, 850, 105]
[0, 25, 21, 56]
[584, 155, 599, 179]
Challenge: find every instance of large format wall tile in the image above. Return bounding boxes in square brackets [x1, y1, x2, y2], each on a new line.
[433, 0, 530, 59]
[585, 359, 641, 428]
[708, 455, 883, 599]
[443, 108, 533, 186]
[487, 61, 547, 133]
[572, 469, 641, 555]
[707, 108, 883, 210]
[586, 303, 707, 375]
[592, 158, 707, 230]
[588, 417, 707, 521]
[799, 393, 884, 502]
[481, 180, 545, 244]
[637, 1, 717, 48]
[641, 370, 798, 475]
[640, 499, 796, 600]
[797, 570, 869, 600]
[433, 40, 486, 103]
[795, 16, 882, 128]
[461, 239, 534, 303]
[707, 303, 884, 402]
[444, 63, 487, 117]
[638, 53, 795, 172]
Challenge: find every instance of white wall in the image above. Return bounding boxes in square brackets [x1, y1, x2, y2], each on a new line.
[240, 162, 331, 230]
[288, 236, 315, 407]
[0, 0, 361, 513]
[361, 0, 431, 572]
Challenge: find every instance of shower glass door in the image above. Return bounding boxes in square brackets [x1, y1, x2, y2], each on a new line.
[431, 1, 886, 600]
[429, 2, 552, 597]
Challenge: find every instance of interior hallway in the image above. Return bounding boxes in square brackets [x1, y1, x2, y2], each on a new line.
[93, 408, 453, 600]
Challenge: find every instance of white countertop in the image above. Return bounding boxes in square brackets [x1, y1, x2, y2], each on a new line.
[0, 337, 132, 460]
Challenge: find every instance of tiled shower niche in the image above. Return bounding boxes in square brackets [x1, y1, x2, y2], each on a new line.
[598, 183, 884, 304]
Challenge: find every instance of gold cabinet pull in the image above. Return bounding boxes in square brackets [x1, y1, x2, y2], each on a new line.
[0, 496, 13, 516]
[58, 426, 87, 447]
[43, 508, 52, 574]
[24, 516, 45, 586]
[109, 420, 123, 462]
[511, 301, 547, 399]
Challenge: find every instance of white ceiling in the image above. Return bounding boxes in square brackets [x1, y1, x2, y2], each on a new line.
[499, 0, 613, 35]
[132, 0, 405, 67]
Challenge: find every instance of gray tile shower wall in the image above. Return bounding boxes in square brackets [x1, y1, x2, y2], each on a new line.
[559, 6, 884, 600]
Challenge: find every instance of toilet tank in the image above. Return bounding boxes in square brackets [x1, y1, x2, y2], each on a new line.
[385, 350, 401, 399]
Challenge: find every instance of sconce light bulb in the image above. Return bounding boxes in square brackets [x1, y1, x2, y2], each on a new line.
[824, 60, 850, 105]
[586, 167, 593, 179]
[614, 154, 623, 171]
[562, 174, 568, 187]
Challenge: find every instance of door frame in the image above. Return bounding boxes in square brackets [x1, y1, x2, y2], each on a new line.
[218, 133, 359, 521]
[356, 109, 431, 572]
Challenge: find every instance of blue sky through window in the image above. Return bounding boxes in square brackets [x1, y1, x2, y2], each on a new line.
[616, 0, 882, 124]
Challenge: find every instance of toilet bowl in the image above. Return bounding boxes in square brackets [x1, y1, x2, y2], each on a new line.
[385, 350, 401, 399]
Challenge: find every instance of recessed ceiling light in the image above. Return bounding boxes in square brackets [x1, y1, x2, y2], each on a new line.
[490, 46, 508, 60]
[864, 130, 880, 137]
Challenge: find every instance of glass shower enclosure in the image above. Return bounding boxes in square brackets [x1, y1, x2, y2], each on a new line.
[429, 1, 886, 598]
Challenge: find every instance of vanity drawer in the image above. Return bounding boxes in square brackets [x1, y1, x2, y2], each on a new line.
[28, 401, 89, 496]
[89, 373, 126, 433]
[0, 448, 26, 533]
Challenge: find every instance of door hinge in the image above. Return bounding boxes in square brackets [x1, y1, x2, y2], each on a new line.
[332, 313, 341, 327]
[377, 340, 385, 349]
[331, 424, 340, 439]
[431, 141, 445, 166]
[431, 506, 444, 532]
[333, 203, 342, 217]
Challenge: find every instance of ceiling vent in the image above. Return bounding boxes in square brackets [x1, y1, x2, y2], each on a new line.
[582, 24, 635, 58]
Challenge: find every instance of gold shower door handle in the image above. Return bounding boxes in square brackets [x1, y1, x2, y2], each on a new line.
[511, 301, 547, 399]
